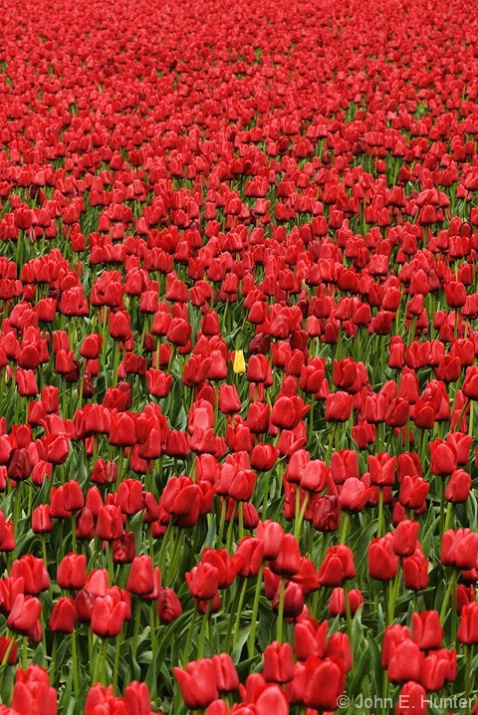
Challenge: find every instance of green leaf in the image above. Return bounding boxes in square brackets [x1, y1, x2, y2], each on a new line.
[202, 514, 217, 550]
[231, 626, 250, 661]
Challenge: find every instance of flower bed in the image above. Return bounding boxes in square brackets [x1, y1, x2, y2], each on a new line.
[1, 0, 478, 713]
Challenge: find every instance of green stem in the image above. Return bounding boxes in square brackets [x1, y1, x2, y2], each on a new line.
[226, 503, 237, 553]
[0, 636, 15, 698]
[13, 482, 22, 542]
[465, 644, 473, 709]
[248, 564, 264, 659]
[107, 542, 114, 583]
[183, 608, 197, 665]
[440, 569, 458, 625]
[166, 529, 185, 584]
[439, 477, 446, 540]
[377, 487, 384, 538]
[261, 469, 272, 521]
[225, 581, 243, 652]
[50, 632, 58, 684]
[339, 511, 351, 544]
[217, 499, 227, 547]
[381, 667, 389, 715]
[92, 637, 102, 683]
[114, 631, 122, 694]
[71, 516, 77, 553]
[22, 636, 28, 670]
[444, 502, 455, 533]
[454, 397, 469, 434]
[308, 395, 316, 447]
[276, 577, 286, 643]
[158, 519, 173, 570]
[149, 603, 157, 659]
[238, 502, 244, 541]
[197, 600, 212, 659]
[101, 639, 108, 685]
[71, 628, 79, 697]
[233, 578, 248, 646]
[384, 579, 397, 627]
[132, 599, 142, 660]
[343, 581, 353, 642]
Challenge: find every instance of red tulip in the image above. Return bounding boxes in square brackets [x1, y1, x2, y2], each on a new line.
[317, 545, 356, 587]
[157, 587, 182, 625]
[457, 602, 478, 645]
[57, 553, 87, 590]
[392, 520, 420, 557]
[395, 681, 428, 715]
[441, 529, 478, 570]
[263, 641, 294, 683]
[49, 598, 76, 634]
[12, 665, 57, 715]
[90, 594, 128, 638]
[402, 548, 429, 591]
[388, 639, 424, 683]
[411, 611, 443, 650]
[7, 594, 42, 636]
[368, 534, 399, 581]
[429, 439, 457, 476]
[444, 468, 471, 503]
[328, 587, 363, 616]
[303, 656, 346, 710]
[325, 392, 353, 422]
[173, 659, 219, 710]
[126, 556, 155, 596]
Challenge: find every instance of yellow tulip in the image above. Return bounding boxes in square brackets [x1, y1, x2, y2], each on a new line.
[233, 349, 246, 374]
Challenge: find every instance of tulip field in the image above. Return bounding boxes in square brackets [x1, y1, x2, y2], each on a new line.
[4, 0, 478, 712]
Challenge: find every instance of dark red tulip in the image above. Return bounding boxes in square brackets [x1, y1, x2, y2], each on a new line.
[157, 587, 183, 625]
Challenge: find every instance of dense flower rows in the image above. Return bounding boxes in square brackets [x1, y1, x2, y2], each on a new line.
[1, 0, 478, 712]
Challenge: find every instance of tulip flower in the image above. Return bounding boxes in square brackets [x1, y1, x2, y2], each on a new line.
[173, 659, 219, 710]
[302, 655, 346, 710]
[90, 594, 128, 638]
[395, 681, 428, 715]
[368, 534, 399, 581]
[49, 598, 76, 634]
[457, 603, 478, 645]
[12, 665, 57, 715]
[7, 594, 42, 636]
